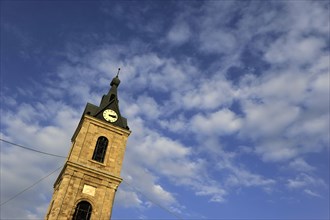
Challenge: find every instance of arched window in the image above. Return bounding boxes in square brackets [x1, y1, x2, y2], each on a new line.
[72, 201, 92, 220]
[92, 136, 108, 163]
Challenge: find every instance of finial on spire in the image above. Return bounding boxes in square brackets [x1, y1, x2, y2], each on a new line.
[116, 68, 121, 77]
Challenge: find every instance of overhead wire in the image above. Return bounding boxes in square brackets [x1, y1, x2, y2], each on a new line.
[0, 165, 63, 207]
[0, 138, 66, 158]
[1, 139, 183, 219]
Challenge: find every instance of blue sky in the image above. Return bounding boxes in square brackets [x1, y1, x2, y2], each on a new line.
[0, 1, 329, 219]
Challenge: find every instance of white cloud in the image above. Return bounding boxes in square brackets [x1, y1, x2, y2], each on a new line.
[237, 52, 328, 161]
[116, 189, 143, 208]
[304, 71, 329, 114]
[255, 140, 299, 162]
[179, 75, 236, 110]
[195, 185, 227, 203]
[288, 158, 315, 172]
[191, 108, 242, 135]
[240, 100, 300, 140]
[226, 168, 276, 188]
[304, 189, 322, 198]
[287, 173, 326, 189]
[288, 114, 329, 144]
[0, 92, 81, 219]
[120, 163, 177, 208]
[151, 184, 176, 205]
[136, 96, 161, 120]
[158, 114, 188, 133]
[199, 29, 237, 54]
[257, 70, 309, 104]
[214, 149, 276, 190]
[132, 133, 190, 166]
[264, 35, 326, 65]
[120, 115, 230, 207]
[167, 22, 191, 45]
[196, 1, 240, 55]
[285, 1, 329, 35]
[1, 144, 62, 219]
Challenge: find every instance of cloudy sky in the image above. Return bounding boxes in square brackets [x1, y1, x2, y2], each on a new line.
[1, 1, 329, 219]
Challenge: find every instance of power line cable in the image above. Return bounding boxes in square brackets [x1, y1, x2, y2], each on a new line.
[0, 138, 66, 158]
[122, 179, 184, 220]
[0, 165, 63, 207]
[1, 139, 182, 218]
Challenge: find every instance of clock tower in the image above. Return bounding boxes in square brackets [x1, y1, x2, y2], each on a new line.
[45, 72, 130, 219]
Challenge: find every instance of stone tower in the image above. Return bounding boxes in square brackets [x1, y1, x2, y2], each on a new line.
[45, 73, 130, 219]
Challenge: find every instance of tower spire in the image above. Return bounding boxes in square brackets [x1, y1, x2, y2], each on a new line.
[110, 68, 121, 88]
[116, 68, 120, 77]
[72, 68, 129, 134]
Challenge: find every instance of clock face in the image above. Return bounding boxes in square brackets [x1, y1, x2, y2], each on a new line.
[103, 109, 118, 122]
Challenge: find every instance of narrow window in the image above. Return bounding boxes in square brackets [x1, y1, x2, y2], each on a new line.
[92, 136, 108, 163]
[72, 201, 92, 220]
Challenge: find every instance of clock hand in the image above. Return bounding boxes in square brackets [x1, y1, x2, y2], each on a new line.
[108, 114, 117, 118]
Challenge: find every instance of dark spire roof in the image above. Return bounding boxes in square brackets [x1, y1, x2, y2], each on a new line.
[107, 68, 121, 98]
[111, 69, 121, 86]
[75, 68, 129, 133]
[72, 68, 129, 141]
[110, 75, 120, 86]
[108, 75, 120, 97]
